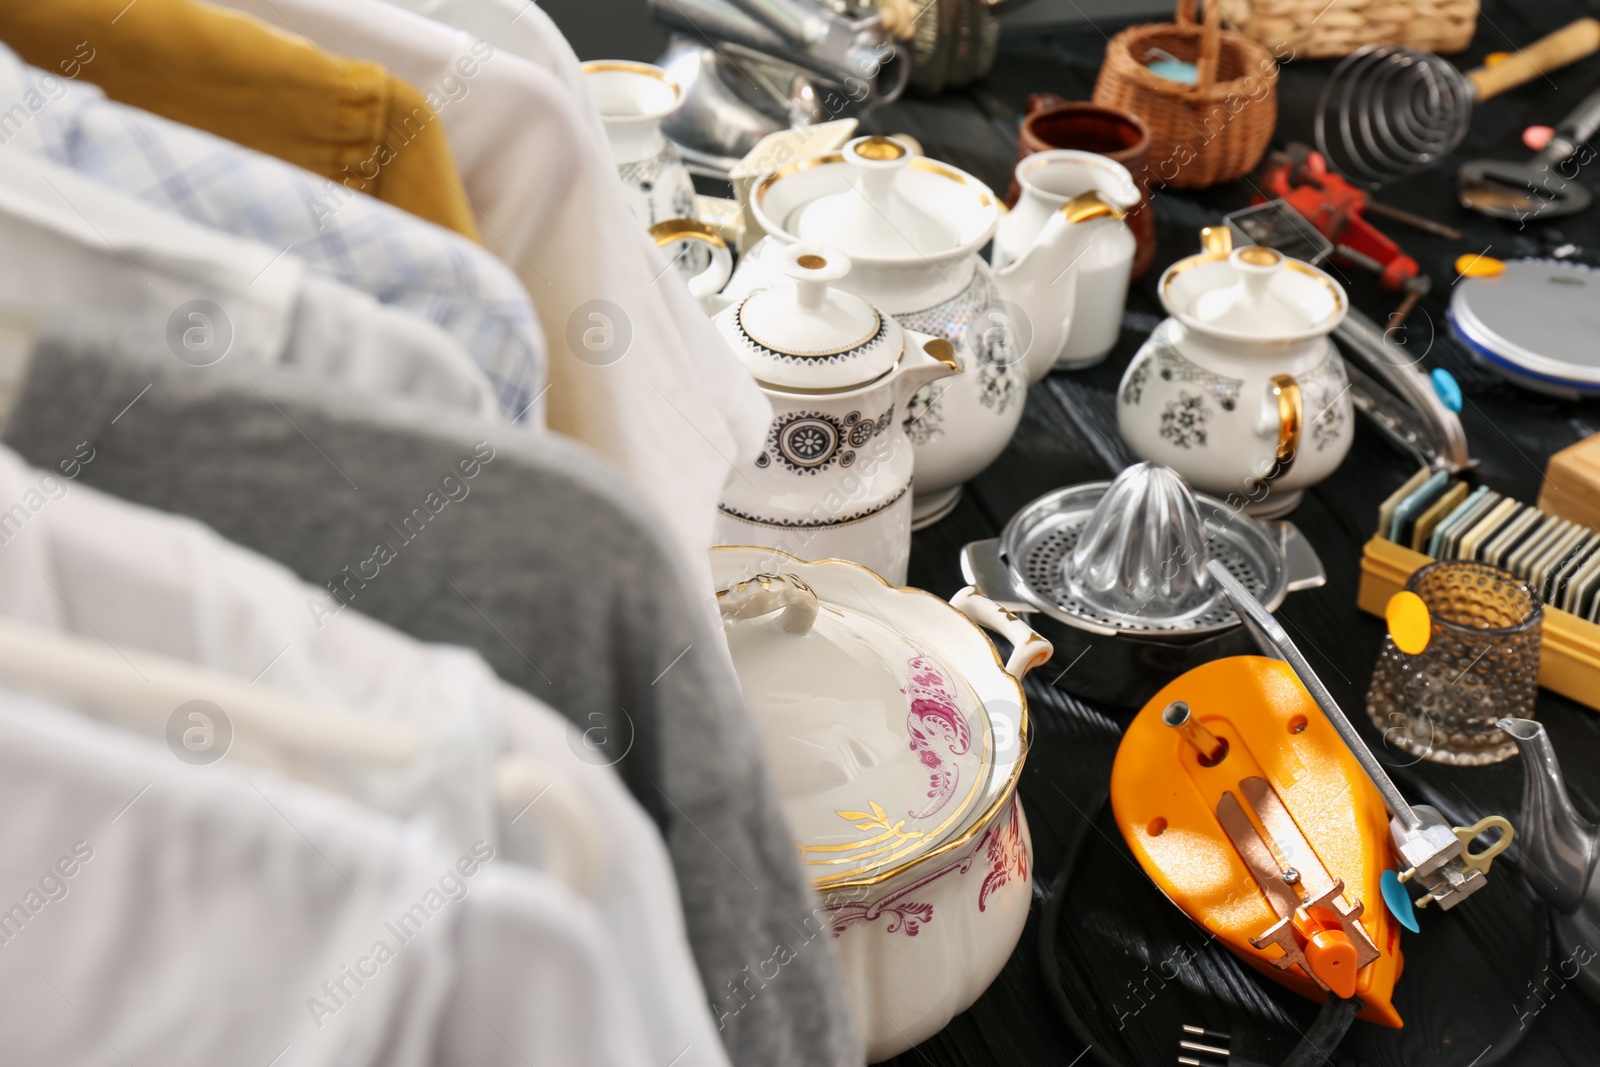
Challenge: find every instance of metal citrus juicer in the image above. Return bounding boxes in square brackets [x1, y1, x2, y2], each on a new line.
[1110, 559, 1514, 1023]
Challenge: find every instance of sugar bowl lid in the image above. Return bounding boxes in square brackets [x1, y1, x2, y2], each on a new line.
[1161, 226, 1348, 343]
[721, 243, 904, 392]
[713, 553, 1032, 890]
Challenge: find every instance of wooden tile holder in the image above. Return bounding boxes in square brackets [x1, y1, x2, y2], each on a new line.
[1538, 432, 1600, 533]
[1357, 535, 1600, 713]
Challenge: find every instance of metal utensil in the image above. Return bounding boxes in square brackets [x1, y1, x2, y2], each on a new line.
[1460, 85, 1600, 221]
[650, 0, 900, 90]
[959, 463, 1326, 706]
[650, 0, 907, 176]
[1315, 18, 1600, 187]
[1206, 560, 1513, 913]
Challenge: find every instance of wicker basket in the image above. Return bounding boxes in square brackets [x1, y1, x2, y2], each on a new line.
[1093, 0, 1278, 190]
[1217, 0, 1478, 59]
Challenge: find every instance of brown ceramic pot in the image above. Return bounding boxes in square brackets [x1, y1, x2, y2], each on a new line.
[1009, 95, 1157, 279]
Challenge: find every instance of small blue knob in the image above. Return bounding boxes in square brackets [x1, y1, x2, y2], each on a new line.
[1430, 368, 1463, 413]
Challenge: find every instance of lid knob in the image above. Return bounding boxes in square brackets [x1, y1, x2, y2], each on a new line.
[780, 244, 852, 312]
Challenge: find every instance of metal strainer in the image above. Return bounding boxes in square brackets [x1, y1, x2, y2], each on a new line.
[962, 463, 1325, 705]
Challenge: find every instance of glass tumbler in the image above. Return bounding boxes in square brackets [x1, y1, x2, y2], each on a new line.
[1365, 560, 1542, 766]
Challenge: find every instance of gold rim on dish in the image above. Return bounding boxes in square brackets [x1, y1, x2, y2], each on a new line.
[579, 60, 682, 101]
[712, 545, 1031, 891]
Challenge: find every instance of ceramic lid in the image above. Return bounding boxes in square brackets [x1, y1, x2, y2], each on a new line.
[790, 136, 960, 258]
[722, 243, 904, 392]
[752, 137, 999, 265]
[1161, 228, 1347, 343]
[713, 552, 1027, 890]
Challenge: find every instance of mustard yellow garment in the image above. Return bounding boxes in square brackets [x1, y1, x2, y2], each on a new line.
[0, 0, 479, 240]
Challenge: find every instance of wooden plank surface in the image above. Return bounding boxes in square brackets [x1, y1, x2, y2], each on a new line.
[863, 2, 1600, 1063]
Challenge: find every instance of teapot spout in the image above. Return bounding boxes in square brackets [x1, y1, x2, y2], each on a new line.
[1497, 718, 1599, 913]
[992, 190, 1127, 384]
[896, 331, 962, 398]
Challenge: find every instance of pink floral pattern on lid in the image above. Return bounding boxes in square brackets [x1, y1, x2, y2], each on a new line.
[902, 652, 973, 820]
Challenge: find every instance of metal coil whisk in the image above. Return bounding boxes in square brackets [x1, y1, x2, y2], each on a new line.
[1315, 45, 1474, 188]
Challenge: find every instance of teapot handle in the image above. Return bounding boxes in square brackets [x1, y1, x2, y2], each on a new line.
[1267, 373, 1303, 481]
[650, 218, 733, 306]
[950, 586, 1054, 680]
[719, 572, 820, 635]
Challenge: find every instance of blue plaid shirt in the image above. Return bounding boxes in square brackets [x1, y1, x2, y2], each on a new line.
[0, 45, 545, 424]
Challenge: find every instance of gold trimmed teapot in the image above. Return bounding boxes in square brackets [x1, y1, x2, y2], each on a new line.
[1116, 227, 1353, 518]
[711, 243, 959, 584]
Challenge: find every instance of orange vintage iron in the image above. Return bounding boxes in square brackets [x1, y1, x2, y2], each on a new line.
[1111, 560, 1514, 1029]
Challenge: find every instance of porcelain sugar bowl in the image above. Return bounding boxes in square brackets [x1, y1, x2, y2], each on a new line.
[732, 135, 1130, 527]
[1116, 227, 1352, 518]
[711, 548, 1053, 1061]
[712, 244, 959, 585]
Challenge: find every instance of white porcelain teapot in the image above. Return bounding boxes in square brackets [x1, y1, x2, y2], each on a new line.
[711, 244, 960, 584]
[1116, 227, 1353, 518]
[709, 136, 1131, 528]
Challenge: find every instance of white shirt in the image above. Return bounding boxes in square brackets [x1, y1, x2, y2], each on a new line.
[0, 444, 731, 1067]
[214, 0, 772, 598]
[382, 0, 606, 142]
[0, 690, 653, 1067]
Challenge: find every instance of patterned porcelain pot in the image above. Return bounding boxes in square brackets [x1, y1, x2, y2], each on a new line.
[583, 61, 697, 227]
[737, 135, 1128, 528]
[711, 549, 1053, 1062]
[712, 245, 959, 585]
[1117, 226, 1353, 519]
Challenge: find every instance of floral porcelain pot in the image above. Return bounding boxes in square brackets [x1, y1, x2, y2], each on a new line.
[711, 244, 959, 585]
[710, 548, 1053, 1061]
[583, 61, 697, 227]
[1117, 227, 1353, 519]
[722, 136, 1128, 528]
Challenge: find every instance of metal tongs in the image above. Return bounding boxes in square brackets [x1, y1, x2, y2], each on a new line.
[1205, 560, 1511, 912]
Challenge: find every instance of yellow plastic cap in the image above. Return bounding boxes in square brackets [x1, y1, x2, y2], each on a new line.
[1386, 590, 1432, 655]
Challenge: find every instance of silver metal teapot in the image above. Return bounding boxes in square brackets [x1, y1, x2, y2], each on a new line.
[1498, 718, 1600, 1003]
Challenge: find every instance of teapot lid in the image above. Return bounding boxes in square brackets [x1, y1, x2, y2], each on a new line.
[789, 136, 962, 259]
[718, 571, 997, 886]
[723, 244, 905, 391]
[1161, 228, 1347, 343]
[752, 137, 998, 264]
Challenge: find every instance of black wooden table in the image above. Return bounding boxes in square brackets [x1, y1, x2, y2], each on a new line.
[860, 3, 1600, 1064]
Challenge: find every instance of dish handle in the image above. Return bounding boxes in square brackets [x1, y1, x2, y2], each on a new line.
[951, 586, 1054, 681]
[718, 572, 820, 635]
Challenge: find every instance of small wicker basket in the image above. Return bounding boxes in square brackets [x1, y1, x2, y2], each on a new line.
[1093, 0, 1277, 189]
[1217, 0, 1478, 59]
